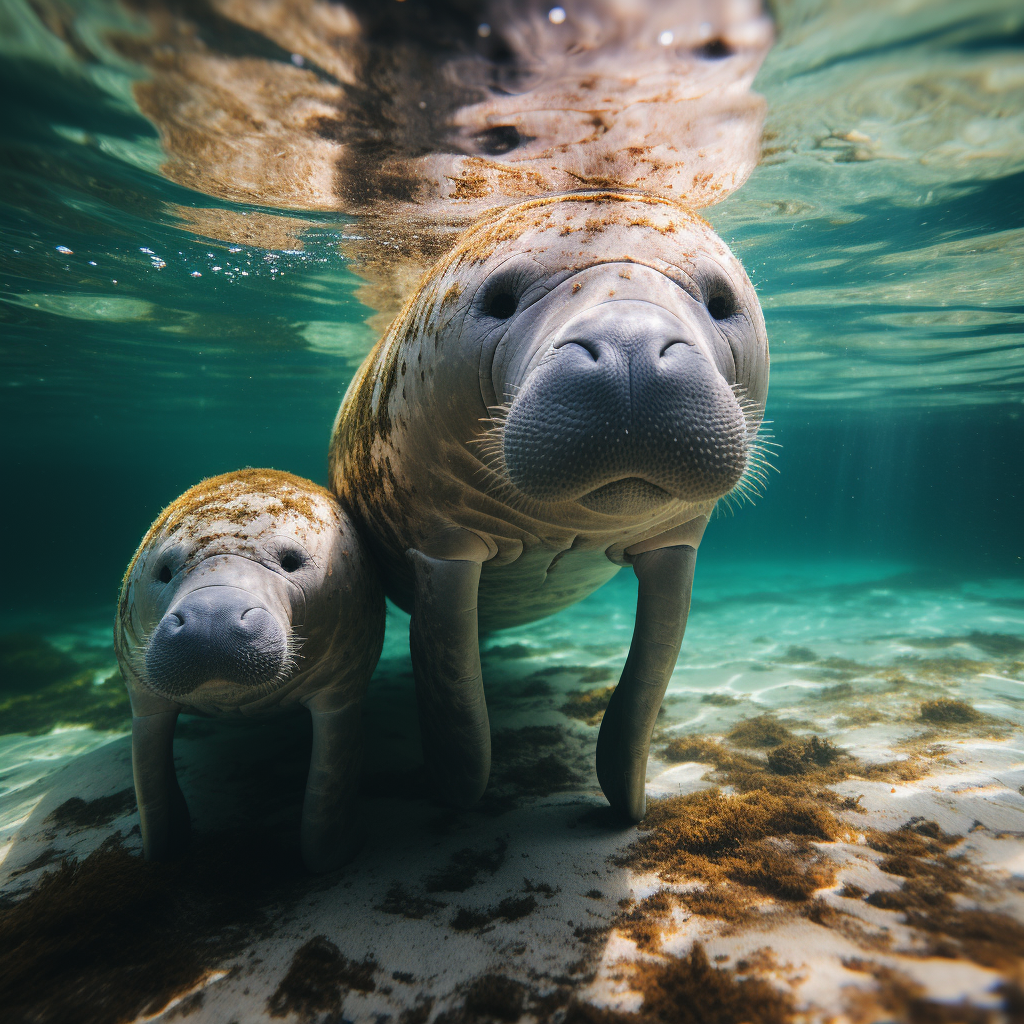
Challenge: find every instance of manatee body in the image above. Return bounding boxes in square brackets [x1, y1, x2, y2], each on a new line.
[115, 469, 384, 871]
[330, 192, 768, 819]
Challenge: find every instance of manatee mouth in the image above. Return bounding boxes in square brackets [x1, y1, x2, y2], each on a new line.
[578, 478, 672, 515]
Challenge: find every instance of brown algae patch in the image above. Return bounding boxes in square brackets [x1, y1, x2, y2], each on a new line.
[46, 790, 136, 832]
[375, 884, 446, 920]
[726, 714, 796, 748]
[918, 698, 983, 725]
[267, 936, 376, 1019]
[0, 833, 296, 1024]
[561, 685, 616, 726]
[663, 715, 930, 801]
[449, 895, 537, 932]
[422, 839, 507, 893]
[563, 942, 794, 1024]
[902, 632, 1024, 658]
[858, 821, 1024, 971]
[622, 788, 846, 908]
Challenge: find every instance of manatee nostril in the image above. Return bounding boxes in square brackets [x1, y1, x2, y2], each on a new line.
[557, 338, 600, 362]
[658, 339, 690, 358]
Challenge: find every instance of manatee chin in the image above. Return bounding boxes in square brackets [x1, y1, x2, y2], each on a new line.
[144, 582, 292, 701]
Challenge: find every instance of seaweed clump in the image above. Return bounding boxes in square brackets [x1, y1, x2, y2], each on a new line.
[375, 883, 446, 920]
[918, 698, 982, 725]
[726, 715, 795, 748]
[423, 839, 507, 893]
[46, 790, 137, 832]
[662, 715, 926, 802]
[462, 974, 526, 1022]
[623, 788, 845, 909]
[490, 726, 583, 797]
[266, 936, 376, 1019]
[860, 820, 1024, 970]
[0, 832, 295, 1024]
[0, 633, 130, 736]
[843, 959, 1014, 1024]
[561, 685, 616, 726]
[564, 943, 793, 1024]
[449, 895, 537, 932]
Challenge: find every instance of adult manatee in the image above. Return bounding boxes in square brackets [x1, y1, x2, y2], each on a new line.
[329, 192, 769, 820]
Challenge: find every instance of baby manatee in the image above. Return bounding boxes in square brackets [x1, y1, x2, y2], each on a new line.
[115, 469, 384, 872]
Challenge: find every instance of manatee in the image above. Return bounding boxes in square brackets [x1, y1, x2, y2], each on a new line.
[329, 193, 769, 820]
[115, 469, 384, 871]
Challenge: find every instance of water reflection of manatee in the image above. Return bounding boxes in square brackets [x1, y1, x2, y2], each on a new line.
[115, 469, 384, 871]
[101, 0, 771, 320]
[330, 194, 770, 821]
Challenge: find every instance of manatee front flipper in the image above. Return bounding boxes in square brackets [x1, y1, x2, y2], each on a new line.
[596, 545, 697, 822]
[300, 696, 364, 872]
[132, 709, 190, 860]
[409, 550, 490, 808]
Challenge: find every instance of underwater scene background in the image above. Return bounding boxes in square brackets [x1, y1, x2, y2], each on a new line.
[1, 1, 1023, 1022]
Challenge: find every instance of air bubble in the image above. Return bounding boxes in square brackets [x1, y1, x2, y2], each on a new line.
[548, 7, 566, 25]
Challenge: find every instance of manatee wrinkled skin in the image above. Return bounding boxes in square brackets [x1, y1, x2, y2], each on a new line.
[330, 192, 769, 820]
[115, 469, 384, 872]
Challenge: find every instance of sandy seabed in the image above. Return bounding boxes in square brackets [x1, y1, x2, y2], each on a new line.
[2, 558, 1024, 1024]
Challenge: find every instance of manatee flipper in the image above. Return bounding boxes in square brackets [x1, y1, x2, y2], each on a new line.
[596, 545, 697, 822]
[300, 698, 364, 872]
[409, 550, 490, 808]
[131, 710, 190, 860]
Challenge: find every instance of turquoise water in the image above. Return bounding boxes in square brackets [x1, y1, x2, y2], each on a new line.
[1, 1, 1023, 1021]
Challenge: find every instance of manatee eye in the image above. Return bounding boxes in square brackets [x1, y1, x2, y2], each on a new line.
[706, 284, 738, 321]
[482, 284, 519, 320]
[157, 564, 172, 584]
[696, 38, 733, 59]
[473, 125, 522, 156]
[279, 551, 304, 573]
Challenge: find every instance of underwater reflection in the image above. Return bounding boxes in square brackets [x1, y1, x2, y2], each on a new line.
[83, 0, 773, 316]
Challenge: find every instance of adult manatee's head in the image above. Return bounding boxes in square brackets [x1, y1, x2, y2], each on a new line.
[392, 193, 769, 529]
[116, 470, 379, 712]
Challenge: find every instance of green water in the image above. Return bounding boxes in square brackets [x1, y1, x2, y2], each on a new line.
[0, 1, 1023, 1019]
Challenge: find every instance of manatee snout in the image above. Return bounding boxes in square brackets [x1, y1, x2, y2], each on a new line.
[501, 300, 749, 514]
[145, 585, 288, 698]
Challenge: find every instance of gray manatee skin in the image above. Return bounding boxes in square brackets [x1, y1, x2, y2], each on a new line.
[330, 192, 769, 819]
[115, 469, 384, 872]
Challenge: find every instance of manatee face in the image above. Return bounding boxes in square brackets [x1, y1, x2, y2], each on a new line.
[451, 197, 768, 523]
[117, 470, 361, 709]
